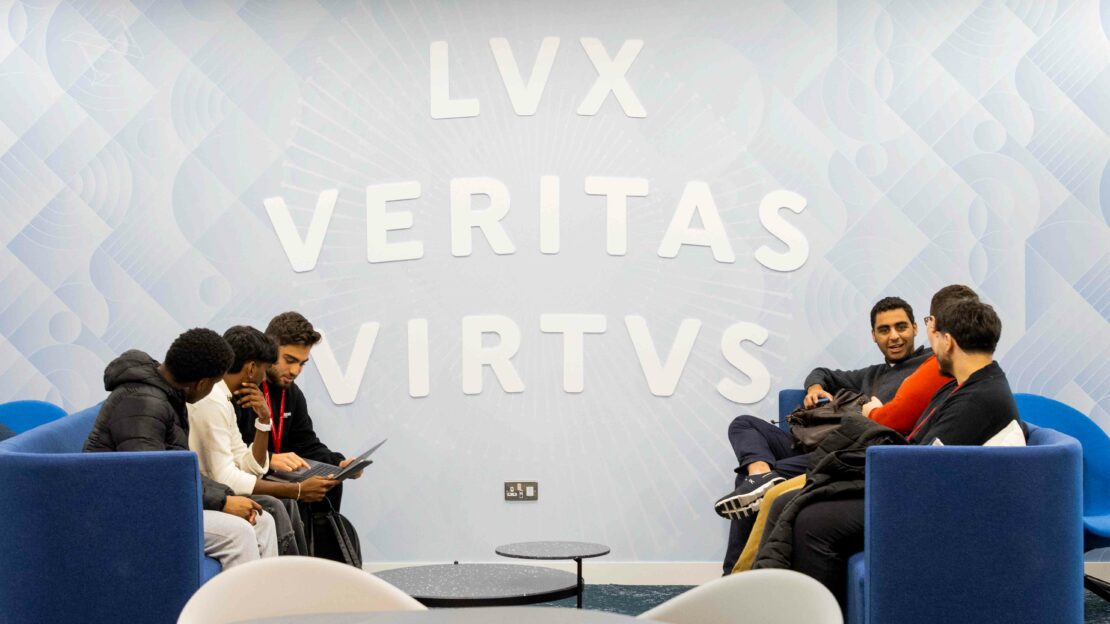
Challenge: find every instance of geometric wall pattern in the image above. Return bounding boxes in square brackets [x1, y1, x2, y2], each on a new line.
[0, 0, 1106, 561]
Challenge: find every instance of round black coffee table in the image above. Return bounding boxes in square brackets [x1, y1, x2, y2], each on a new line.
[374, 563, 578, 608]
[496, 541, 611, 608]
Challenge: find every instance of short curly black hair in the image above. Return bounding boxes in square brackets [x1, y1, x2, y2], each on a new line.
[223, 325, 278, 373]
[164, 328, 234, 383]
[265, 312, 321, 347]
[870, 296, 914, 329]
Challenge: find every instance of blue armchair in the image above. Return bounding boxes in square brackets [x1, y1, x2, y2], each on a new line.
[859, 424, 1082, 624]
[777, 390, 1084, 624]
[0, 399, 67, 434]
[0, 403, 221, 624]
[1013, 393, 1110, 550]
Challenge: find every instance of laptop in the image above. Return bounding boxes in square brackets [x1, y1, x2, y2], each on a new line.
[268, 439, 387, 483]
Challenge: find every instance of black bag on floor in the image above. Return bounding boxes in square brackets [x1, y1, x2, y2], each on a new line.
[306, 500, 362, 568]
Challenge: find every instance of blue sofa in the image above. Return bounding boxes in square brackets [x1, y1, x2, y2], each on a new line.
[777, 390, 1084, 624]
[0, 403, 220, 624]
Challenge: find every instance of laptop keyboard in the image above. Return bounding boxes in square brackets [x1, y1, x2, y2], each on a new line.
[297, 463, 337, 479]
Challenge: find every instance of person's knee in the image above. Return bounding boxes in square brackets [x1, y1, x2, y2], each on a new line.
[255, 510, 275, 535]
[253, 494, 281, 508]
[728, 414, 761, 436]
[217, 514, 259, 558]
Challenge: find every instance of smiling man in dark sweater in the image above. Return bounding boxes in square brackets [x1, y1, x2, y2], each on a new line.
[717, 297, 931, 520]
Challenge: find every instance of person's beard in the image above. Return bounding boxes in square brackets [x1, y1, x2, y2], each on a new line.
[265, 367, 284, 387]
[937, 351, 954, 377]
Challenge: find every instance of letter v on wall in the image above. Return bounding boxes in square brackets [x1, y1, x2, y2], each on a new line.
[313, 322, 381, 405]
[263, 189, 338, 273]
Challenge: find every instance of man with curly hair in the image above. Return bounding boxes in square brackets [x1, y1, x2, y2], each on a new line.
[84, 328, 278, 568]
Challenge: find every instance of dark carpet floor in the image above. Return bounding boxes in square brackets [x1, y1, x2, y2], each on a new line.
[530, 585, 1110, 621]
[1086, 590, 1110, 623]
[540, 585, 692, 615]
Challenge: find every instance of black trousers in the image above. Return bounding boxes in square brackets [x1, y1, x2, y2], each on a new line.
[722, 416, 813, 573]
[722, 469, 757, 573]
[790, 497, 865, 610]
[727, 415, 812, 478]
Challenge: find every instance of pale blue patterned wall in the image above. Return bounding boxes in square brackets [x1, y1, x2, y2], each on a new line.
[0, 0, 1106, 561]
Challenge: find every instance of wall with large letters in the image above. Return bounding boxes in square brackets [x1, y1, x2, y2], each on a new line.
[1, 0, 1107, 562]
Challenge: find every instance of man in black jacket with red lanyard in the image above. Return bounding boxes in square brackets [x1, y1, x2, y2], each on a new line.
[234, 312, 364, 513]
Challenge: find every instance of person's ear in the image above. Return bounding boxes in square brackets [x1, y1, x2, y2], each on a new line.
[940, 332, 953, 354]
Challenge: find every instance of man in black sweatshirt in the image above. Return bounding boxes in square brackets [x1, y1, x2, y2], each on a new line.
[234, 312, 363, 512]
[717, 297, 931, 520]
[84, 328, 278, 569]
[716, 296, 932, 575]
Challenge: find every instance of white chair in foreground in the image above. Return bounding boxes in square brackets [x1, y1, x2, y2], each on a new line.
[178, 556, 425, 623]
[639, 569, 841, 624]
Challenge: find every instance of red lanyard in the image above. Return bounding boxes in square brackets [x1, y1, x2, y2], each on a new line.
[262, 383, 287, 454]
[908, 384, 961, 441]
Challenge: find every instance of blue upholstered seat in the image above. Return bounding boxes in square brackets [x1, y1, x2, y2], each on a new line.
[0, 399, 67, 434]
[0, 403, 221, 624]
[1014, 393, 1110, 550]
[776, 390, 1084, 624]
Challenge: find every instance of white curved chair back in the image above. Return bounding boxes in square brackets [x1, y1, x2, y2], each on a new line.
[638, 569, 842, 624]
[178, 556, 425, 623]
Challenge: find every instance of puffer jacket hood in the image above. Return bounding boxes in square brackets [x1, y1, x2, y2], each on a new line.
[84, 349, 234, 510]
[103, 349, 176, 395]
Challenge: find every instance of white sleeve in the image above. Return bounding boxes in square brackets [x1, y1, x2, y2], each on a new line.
[188, 401, 260, 495]
[231, 418, 269, 475]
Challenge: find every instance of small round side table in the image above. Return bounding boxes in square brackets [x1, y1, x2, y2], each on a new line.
[495, 541, 611, 609]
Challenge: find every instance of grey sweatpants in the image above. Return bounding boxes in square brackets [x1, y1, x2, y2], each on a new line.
[203, 509, 278, 569]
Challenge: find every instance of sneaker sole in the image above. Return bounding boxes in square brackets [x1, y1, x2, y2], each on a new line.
[716, 496, 762, 520]
[714, 476, 785, 519]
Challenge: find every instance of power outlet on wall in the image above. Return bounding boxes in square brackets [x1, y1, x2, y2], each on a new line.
[505, 481, 538, 501]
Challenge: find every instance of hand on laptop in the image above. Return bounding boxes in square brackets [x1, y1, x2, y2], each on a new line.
[338, 457, 365, 479]
[272, 452, 309, 472]
[300, 476, 338, 502]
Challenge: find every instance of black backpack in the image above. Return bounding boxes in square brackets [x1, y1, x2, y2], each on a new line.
[306, 500, 362, 568]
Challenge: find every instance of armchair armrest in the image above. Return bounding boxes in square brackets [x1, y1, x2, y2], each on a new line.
[0, 450, 207, 623]
[865, 441, 1083, 624]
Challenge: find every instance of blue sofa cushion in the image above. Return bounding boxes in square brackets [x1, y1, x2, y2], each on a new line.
[0, 404, 101, 454]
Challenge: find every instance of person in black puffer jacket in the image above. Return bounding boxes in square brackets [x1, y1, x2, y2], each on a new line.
[83, 328, 279, 568]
